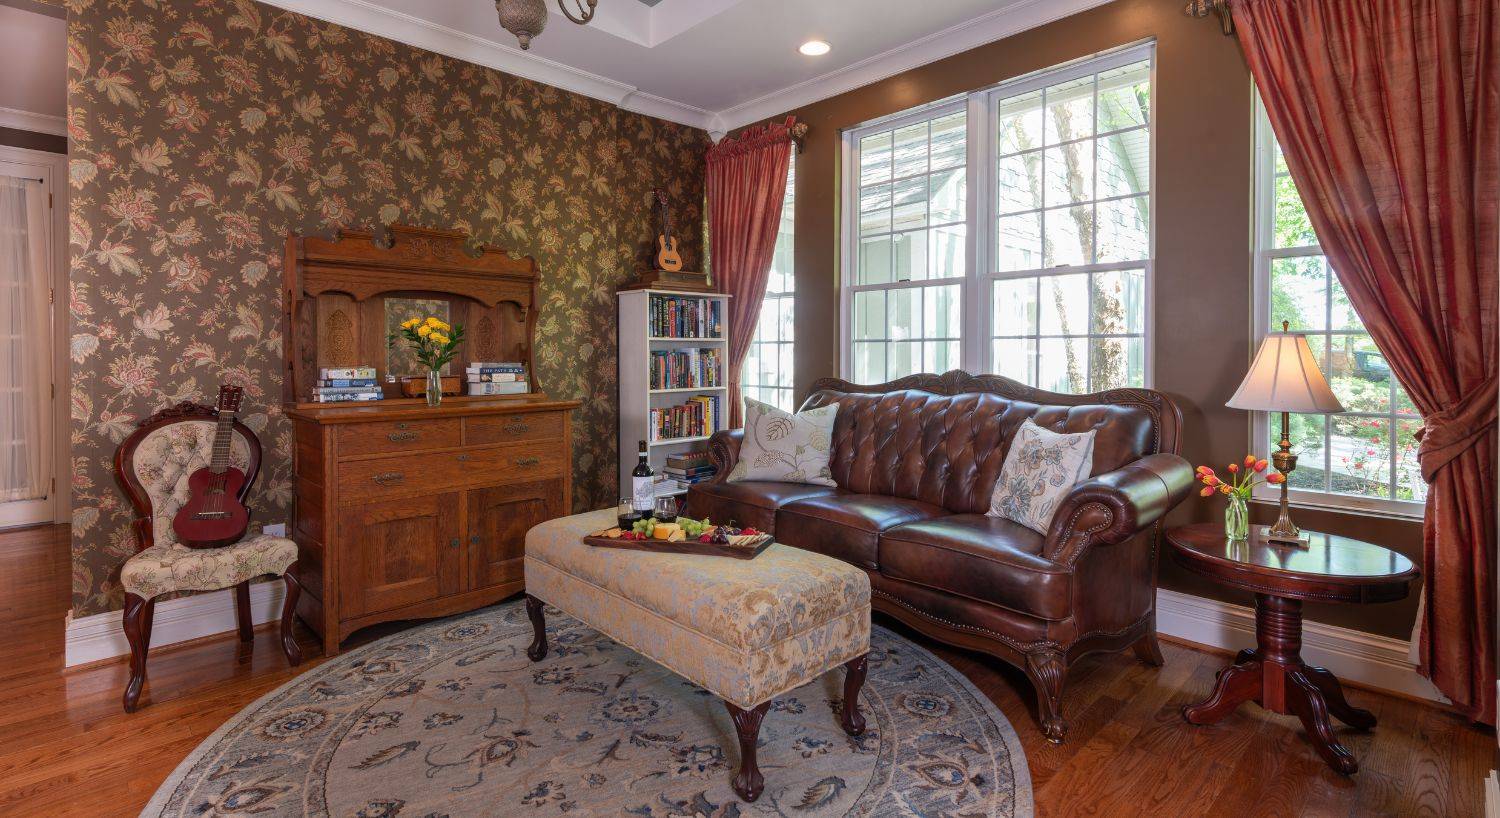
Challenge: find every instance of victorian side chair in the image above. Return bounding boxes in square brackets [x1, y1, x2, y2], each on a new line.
[112, 401, 303, 712]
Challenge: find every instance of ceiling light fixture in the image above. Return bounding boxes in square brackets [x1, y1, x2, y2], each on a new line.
[496, 0, 598, 50]
[799, 40, 831, 56]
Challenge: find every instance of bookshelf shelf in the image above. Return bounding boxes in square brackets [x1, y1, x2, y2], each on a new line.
[619, 290, 731, 501]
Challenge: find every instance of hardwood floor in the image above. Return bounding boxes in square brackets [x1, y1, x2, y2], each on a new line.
[0, 523, 1490, 816]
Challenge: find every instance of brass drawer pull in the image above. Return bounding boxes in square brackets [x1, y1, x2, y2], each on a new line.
[449, 537, 461, 549]
[387, 431, 419, 443]
[371, 471, 405, 486]
[456, 454, 470, 462]
[394, 422, 410, 430]
[503, 419, 531, 434]
[514, 456, 541, 467]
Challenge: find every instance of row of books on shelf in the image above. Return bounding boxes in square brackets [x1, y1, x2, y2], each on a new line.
[307, 363, 530, 402]
[647, 395, 721, 442]
[649, 348, 722, 390]
[654, 451, 717, 493]
[650, 295, 723, 339]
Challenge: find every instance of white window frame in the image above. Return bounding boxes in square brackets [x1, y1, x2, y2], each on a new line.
[741, 161, 796, 412]
[1250, 101, 1424, 520]
[838, 43, 1155, 390]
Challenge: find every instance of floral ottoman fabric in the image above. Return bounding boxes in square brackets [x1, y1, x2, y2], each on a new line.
[524, 508, 871, 709]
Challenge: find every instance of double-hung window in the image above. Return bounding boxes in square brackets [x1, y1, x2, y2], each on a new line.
[741, 162, 796, 411]
[841, 44, 1154, 391]
[1252, 102, 1424, 515]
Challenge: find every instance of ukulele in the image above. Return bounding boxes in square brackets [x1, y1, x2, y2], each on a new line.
[653, 189, 684, 272]
[172, 385, 252, 550]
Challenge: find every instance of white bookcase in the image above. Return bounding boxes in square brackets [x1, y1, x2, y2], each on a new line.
[617, 289, 732, 500]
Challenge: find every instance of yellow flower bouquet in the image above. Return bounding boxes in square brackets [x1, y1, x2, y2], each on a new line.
[388, 316, 465, 406]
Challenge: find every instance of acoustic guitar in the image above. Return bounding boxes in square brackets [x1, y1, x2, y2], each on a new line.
[172, 385, 252, 549]
[653, 189, 684, 272]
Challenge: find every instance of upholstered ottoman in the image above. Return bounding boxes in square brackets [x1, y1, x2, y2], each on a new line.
[523, 508, 871, 802]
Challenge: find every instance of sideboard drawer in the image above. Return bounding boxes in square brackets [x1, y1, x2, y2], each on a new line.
[468, 441, 567, 484]
[465, 412, 563, 446]
[338, 451, 468, 502]
[337, 419, 461, 457]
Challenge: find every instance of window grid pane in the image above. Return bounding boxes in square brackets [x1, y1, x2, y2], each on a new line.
[1259, 111, 1421, 505]
[987, 57, 1152, 392]
[743, 163, 796, 412]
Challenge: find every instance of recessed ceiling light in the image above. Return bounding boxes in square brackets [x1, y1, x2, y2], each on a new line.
[799, 40, 831, 56]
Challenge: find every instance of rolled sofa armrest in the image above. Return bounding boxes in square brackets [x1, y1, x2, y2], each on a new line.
[705, 428, 744, 483]
[1042, 452, 1196, 566]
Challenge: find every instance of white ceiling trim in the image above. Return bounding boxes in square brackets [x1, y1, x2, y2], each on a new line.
[0, 105, 66, 136]
[257, 0, 719, 129]
[255, 0, 1118, 138]
[711, 0, 1117, 132]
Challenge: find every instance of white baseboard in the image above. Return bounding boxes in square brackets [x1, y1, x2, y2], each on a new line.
[64, 581, 286, 668]
[1155, 589, 1446, 704]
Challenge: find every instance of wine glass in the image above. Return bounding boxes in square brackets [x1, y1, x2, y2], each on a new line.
[654, 495, 679, 523]
[617, 498, 640, 529]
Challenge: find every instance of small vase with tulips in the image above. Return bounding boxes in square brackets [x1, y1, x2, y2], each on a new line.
[1196, 455, 1286, 541]
[388, 316, 465, 407]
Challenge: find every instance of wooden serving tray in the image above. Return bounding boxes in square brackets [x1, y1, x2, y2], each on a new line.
[583, 531, 775, 560]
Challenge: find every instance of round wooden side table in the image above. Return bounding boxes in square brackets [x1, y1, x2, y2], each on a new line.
[1165, 523, 1419, 775]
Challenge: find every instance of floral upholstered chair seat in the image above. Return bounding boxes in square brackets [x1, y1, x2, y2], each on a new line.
[120, 420, 297, 599]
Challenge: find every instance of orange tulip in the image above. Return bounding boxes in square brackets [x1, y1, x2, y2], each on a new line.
[1218, 484, 1232, 495]
[1267, 473, 1286, 484]
[1245, 455, 1257, 467]
[1254, 459, 1269, 472]
[1227, 463, 1239, 474]
[1200, 486, 1215, 497]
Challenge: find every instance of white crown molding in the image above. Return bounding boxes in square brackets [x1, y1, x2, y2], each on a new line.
[713, 0, 1118, 132]
[1155, 588, 1447, 704]
[65, 580, 287, 667]
[254, 0, 717, 130]
[0, 105, 66, 136]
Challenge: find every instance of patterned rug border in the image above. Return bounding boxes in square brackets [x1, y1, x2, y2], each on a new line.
[141, 600, 1034, 817]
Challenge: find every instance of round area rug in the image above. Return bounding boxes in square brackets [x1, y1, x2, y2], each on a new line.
[145, 600, 1032, 817]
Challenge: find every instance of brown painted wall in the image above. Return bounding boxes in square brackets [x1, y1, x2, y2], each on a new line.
[772, 0, 1421, 638]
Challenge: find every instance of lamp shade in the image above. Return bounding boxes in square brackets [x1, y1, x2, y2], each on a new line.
[1227, 330, 1345, 414]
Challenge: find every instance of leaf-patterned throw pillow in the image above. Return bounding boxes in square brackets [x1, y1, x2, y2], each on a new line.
[988, 419, 1096, 534]
[727, 399, 839, 486]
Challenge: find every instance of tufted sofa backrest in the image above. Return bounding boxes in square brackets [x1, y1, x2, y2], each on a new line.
[800, 371, 1179, 515]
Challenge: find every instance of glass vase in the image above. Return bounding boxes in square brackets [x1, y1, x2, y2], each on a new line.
[1224, 493, 1249, 541]
[425, 368, 442, 408]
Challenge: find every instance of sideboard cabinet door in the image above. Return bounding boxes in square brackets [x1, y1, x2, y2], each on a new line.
[339, 492, 464, 618]
[467, 478, 564, 591]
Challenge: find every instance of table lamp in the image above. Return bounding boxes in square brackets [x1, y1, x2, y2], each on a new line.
[1226, 321, 1345, 546]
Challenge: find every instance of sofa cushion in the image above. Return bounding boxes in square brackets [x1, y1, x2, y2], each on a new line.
[727, 398, 838, 485]
[879, 514, 1073, 620]
[776, 493, 947, 570]
[687, 480, 841, 533]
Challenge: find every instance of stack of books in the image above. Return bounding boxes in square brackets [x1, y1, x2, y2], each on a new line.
[649, 394, 720, 442]
[311, 367, 381, 403]
[661, 451, 717, 492]
[467, 361, 529, 396]
[649, 348, 722, 390]
[649, 295, 723, 339]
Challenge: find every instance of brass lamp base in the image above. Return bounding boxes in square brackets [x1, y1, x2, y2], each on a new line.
[1267, 411, 1309, 548]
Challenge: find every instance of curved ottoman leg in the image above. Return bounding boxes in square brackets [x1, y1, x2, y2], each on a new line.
[725, 700, 770, 802]
[525, 594, 548, 661]
[841, 654, 868, 736]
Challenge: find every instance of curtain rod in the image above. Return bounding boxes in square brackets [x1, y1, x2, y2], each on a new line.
[1185, 0, 1235, 35]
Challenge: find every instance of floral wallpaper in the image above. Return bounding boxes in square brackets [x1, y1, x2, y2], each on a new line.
[66, 0, 708, 616]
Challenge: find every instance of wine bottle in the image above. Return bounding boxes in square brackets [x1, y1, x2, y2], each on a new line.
[631, 440, 655, 517]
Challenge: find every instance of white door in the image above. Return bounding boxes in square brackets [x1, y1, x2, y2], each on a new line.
[0, 156, 58, 528]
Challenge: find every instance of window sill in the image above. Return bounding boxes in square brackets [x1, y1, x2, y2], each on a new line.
[1249, 488, 1424, 523]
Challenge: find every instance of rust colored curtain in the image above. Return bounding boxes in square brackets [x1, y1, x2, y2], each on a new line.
[707, 117, 795, 428]
[1232, 0, 1498, 722]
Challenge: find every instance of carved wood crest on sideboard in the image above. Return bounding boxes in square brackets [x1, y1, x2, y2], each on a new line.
[283, 223, 542, 406]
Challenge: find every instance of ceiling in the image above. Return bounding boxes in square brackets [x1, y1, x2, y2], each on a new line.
[0, 2, 66, 135]
[267, 0, 1113, 135]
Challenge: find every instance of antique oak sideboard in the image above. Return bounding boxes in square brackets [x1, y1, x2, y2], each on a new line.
[283, 224, 579, 655]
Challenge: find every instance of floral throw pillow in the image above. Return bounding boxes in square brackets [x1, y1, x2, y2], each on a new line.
[988, 419, 1096, 534]
[727, 399, 838, 486]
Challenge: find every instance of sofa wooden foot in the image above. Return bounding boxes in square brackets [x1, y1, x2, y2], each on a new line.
[1026, 649, 1069, 743]
[1133, 629, 1165, 667]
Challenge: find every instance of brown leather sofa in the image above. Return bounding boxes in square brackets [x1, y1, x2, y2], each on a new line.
[687, 371, 1194, 742]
